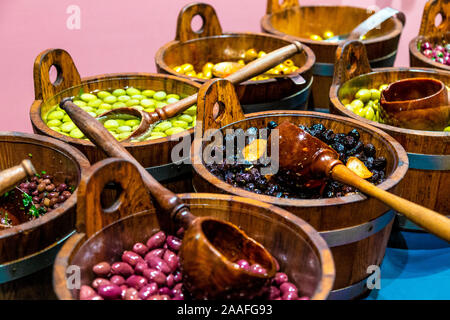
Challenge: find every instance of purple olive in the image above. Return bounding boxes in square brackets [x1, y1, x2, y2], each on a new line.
[147, 256, 171, 274]
[92, 262, 111, 277]
[125, 288, 139, 300]
[176, 227, 185, 238]
[166, 274, 175, 288]
[236, 259, 250, 271]
[89, 295, 104, 300]
[91, 278, 111, 289]
[79, 285, 96, 300]
[148, 294, 170, 300]
[146, 231, 166, 250]
[421, 41, 432, 51]
[144, 248, 165, 262]
[173, 271, 183, 283]
[269, 286, 281, 300]
[143, 268, 166, 286]
[422, 49, 434, 58]
[126, 275, 148, 290]
[163, 250, 179, 272]
[97, 284, 122, 300]
[122, 250, 144, 267]
[166, 236, 182, 251]
[280, 282, 298, 295]
[56, 183, 67, 192]
[120, 284, 128, 299]
[158, 287, 172, 297]
[250, 263, 267, 275]
[273, 272, 288, 286]
[110, 275, 125, 286]
[172, 283, 183, 297]
[111, 262, 134, 278]
[282, 291, 299, 300]
[138, 283, 158, 300]
[134, 262, 147, 275]
[132, 242, 149, 256]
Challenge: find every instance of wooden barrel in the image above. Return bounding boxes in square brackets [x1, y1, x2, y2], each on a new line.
[409, 0, 450, 71]
[260, 0, 405, 110]
[155, 3, 315, 112]
[330, 40, 450, 232]
[53, 158, 335, 300]
[190, 79, 408, 299]
[30, 49, 201, 193]
[0, 132, 89, 299]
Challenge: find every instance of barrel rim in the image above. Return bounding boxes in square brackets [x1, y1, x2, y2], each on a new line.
[260, 5, 404, 48]
[30, 72, 201, 149]
[154, 31, 316, 85]
[408, 34, 450, 71]
[191, 110, 409, 208]
[0, 131, 90, 243]
[53, 193, 335, 301]
[329, 66, 450, 138]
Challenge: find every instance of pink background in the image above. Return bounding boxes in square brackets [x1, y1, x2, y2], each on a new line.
[0, 0, 428, 133]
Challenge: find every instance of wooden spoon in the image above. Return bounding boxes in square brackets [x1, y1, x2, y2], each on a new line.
[60, 98, 277, 299]
[274, 121, 450, 242]
[0, 160, 36, 195]
[98, 41, 304, 141]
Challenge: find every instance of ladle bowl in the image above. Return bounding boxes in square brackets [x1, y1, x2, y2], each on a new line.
[60, 99, 278, 299]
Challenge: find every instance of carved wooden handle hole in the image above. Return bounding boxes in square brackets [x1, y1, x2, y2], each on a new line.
[347, 51, 358, 74]
[213, 101, 225, 123]
[191, 14, 205, 34]
[49, 64, 63, 86]
[435, 12, 443, 27]
[100, 181, 123, 213]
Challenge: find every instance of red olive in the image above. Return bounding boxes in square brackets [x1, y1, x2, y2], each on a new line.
[92, 262, 111, 277]
[138, 283, 158, 300]
[146, 231, 166, 250]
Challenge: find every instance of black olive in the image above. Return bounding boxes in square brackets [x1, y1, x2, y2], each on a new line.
[348, 129, 360, 141]
[267, 121, 278, 129]
[363, 144, 376, 157]
[373, 157, 387, 170]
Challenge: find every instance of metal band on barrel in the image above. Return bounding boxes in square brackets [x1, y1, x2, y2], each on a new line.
[327, 276, 372, 300]
[0, 230, 76, 284]
[146, 159, 192, 182]
[320, 210, 395, 247]
[407, 152, 450, 171]
[312, 50, 398, 77]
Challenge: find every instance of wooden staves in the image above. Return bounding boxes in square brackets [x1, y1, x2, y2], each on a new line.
[260, 0, 405, 109]
[191, 78, 409, 298]
[330, 40, 450, 224]
[53, 158, 335, 300]
[155, 2, 315, 108]
[409, 0, 450, 71]
[0, 132, 89, 299]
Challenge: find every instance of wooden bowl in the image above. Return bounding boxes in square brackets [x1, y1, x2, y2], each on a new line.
[30, 49, 201, 193]
[155, 3, 315, 110]
[260, 0, 405, 109]
[330, 40, 450, 229]
[0, 132, 89, 299]
[190, 79, 408, 299]
[53, 158, 335, 300]
[409, 0, 450, 71]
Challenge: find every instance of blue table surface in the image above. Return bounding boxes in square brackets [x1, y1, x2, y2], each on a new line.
[365, 229, 450, 300]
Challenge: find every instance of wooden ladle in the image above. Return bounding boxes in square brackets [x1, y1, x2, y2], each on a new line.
[60, 98, 277, 299]
[97, 41, 304, 141]
[274, 121, 450, 242]
[0, 160, 36, 195]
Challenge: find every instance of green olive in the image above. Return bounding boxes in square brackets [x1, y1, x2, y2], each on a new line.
[47, 119, 62, 127]
[47, 110, 65, 121]
[355, 89, 371, 103]
[178, 114, 193, 123]
[165, 127, 186, 136]
[142, 90, 155, 98]
[153, 121, 172, 132]
[112, 89, 126, 96]
[73, 100, 87, 107]
[370, 89, 381, 101]
[350, 99, 364, 109]
[379, 84, 389, 92]
[126, 87, 141, 96]
[80, 93, 97, 102]
[69, 128, 85, 139]
[444, 126, 450, 132]
[364, 107, 375, 121]
[103, 95, 118, 104]
[97, 91, 111, 99]
[61, 122, 76, 132]
[183, 105, 197, 116]
[104, 119, 119, 129]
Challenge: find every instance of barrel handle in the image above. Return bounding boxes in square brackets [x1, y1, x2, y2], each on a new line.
[196, 79, 246, 138]
[76, 158, 154, 238]
[33, 49, 81, 101]
[175, 3, 223, 42]
[332, 40, 373, 88]
[266, 0, 299, 14]
[418, 0, 449, 36]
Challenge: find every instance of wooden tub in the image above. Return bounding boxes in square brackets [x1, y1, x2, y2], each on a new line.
[53, 158, 335, 300]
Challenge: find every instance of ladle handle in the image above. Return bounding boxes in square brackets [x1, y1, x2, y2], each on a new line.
[153, 41, 304, 122]
[60, 99, 194, 233]
[331, 164, 450, 242]
[0, 160, 36, 195]
[419, 0, 450, 36]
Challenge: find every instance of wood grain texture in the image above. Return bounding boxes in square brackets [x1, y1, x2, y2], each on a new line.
[261, 2, 405, 108]
[0, 132, 89, 299]
[330, 40, 450, 215]
[191, 79, 409, 290]
[31, 49, 201, 193]
[409, 0, 450, 71]
[53, 158, 335, 300]
[155, 3, 315, 106]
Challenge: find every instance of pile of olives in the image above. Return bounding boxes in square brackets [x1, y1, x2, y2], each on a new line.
[419, 41, 450, 66]
[344, 85, 388, 123]
[44, 87, 197, 141]
[173, 48, 300, 81]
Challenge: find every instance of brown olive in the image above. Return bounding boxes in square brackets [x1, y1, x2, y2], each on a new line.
[49, 192, 59, 198]
[43, 198, 51, 207]
[43, 179, 51, 185]
[50, 197, 58, 207]
[62, 191, 72, 198]
[45, 184, 55, 192]
[37, 183, 46, 192]
[57, 195, 66, 203]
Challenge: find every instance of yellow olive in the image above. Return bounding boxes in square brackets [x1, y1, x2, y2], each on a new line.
[258, 51, 267, 58]
[310, 34, 323, 41]
[283, 59, 294, 67]
[173, 66, 183, 73]
[181, 63, 194, 73]
[237, 59, 245, 65]
[244, 48, 258, 61]
[323, 31, 335, 40]
[185, 71, 196, 77]
[202, 62, 214, 74]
